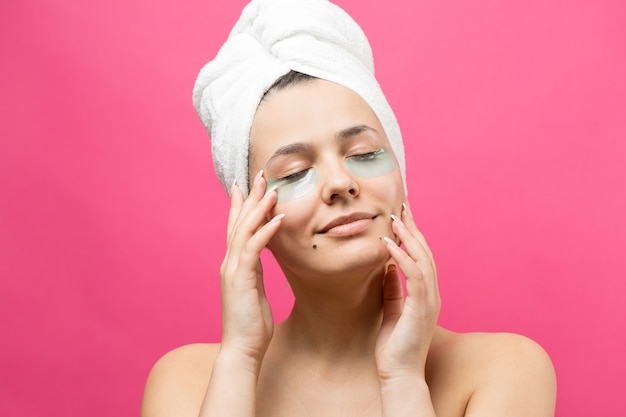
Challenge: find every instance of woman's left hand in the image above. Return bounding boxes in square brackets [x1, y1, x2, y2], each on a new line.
[375, 203, 441, 383]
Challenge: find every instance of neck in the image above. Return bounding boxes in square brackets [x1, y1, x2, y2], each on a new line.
[277, 265, 386, 361]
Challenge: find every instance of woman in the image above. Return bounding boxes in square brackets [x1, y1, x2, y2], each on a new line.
[142, 1, 556, 416]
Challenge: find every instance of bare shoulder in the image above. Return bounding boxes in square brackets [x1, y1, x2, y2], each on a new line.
[141, 343, 220, 417]
[432, 329, 556, 417]
[445, 330, 555, 371]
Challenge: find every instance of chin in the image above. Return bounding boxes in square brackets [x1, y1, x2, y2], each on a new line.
[310, 237, 390, 275]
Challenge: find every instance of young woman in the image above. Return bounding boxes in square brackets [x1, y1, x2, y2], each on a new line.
[141, 2, 556, 416]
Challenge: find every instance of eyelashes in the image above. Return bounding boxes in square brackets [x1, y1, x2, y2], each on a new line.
[348, 148, 387, 162]
[275, 148, 389, 180]
[344, 147, 396, 178]
[266, 169, 320, 203]
[265, 147, 396, 203]
[276, 169, 310, 183]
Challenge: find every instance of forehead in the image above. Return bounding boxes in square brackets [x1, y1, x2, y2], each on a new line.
[249, 79, 387, 164]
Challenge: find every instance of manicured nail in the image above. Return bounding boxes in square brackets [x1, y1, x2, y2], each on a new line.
[402, 202, 412, 218]
[254, 169, 264, 184]
[231, 179, 238, 194]
[391, 214, 403, 225]
[264, 185, 277, 198]
[383, 236, 397, 246]
[270, 213, 285, 223]
[387, 264, 397, 273]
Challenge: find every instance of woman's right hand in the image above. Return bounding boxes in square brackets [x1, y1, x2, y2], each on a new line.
[218, 170, 283, 366]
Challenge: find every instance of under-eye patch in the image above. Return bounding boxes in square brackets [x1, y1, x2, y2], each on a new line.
[266, 169, 320, 203]
[344, 147, 395, 178]
[265, 147, 395, 203]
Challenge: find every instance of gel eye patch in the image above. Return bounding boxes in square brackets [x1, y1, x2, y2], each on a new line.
[344, 147, 395, 178]
[266, 147, 395, 203]
[266, 169, 320, 203]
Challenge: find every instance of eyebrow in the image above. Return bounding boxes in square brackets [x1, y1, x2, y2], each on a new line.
[267, 124, 379, 164]
[337, 124, 378, 140]
[267, 142, 314, 164]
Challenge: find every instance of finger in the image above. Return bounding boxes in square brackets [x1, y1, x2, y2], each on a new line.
[228, 189, 278, 259]
[381, 264, 404, 326]
[384, 236, 426, 283]
[242, 213, 284, 263]
[232, 169, 269, 232]
[384, 236, 439, 304]
[229, 174, 278, 252]
[388, 217, 439, 299]
[227, 212, 284, 283]
[255, 259, 266, 298]
[401, 202, 433, 258]
[396, 205, 437, 278]
[226, 181, 244, 247]
[390, 214, 432, 268]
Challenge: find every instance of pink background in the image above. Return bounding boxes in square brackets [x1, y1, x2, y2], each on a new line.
[1, 0, 624, 415]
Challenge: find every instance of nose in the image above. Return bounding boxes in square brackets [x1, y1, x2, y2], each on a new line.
[320, 160, 360, 204]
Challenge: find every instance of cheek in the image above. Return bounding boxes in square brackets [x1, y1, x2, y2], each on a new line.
[370, 171, 405, 208]
[268, 199, 315, 246]
[391, 169, 406, 200]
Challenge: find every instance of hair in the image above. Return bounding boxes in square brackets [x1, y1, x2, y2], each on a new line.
[261, 70, 317, 102]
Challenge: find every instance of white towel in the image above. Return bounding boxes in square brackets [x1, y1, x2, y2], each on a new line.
[193, 0, 405, 197]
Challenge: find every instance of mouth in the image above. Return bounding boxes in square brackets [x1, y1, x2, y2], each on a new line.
[318, 213, 377, 236]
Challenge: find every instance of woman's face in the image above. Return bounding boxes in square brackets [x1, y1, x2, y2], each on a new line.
[249, 78, 405, 279]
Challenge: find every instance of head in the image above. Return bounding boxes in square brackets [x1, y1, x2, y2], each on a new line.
[248, 72, 406, 281]
[193, 0, 406, 198]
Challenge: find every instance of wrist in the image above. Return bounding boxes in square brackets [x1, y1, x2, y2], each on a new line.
[380, 376, 435, 417]
[379, 373, 429, 392]
[377, 359, 427, 385]
[213, 346, 265, 378]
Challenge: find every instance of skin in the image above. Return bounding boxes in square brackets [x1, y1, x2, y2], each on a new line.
[141, 79, 557, 417]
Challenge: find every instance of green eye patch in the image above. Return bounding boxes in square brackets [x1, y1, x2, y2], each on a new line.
[265, 147, 395, 203]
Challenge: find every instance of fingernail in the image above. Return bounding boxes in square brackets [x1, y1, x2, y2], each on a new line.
[270, 213, 285, 223]
[402, 202, 412, 218]
[231, 179, 238, 194]
[254, 169, 264, 184]
[391, 214, 403, 225]
[264, 185, 277, 198]
[387, 264, 397, 273]
[383, 236, 396, 246]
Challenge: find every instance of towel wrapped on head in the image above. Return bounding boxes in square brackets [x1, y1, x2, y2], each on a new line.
[192, 0, 405, 197]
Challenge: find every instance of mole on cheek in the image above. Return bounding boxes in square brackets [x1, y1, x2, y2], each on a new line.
[312, 244, 317, 249]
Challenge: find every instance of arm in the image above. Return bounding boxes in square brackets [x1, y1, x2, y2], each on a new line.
[198, 349, 262, 417]
[376, 204, 556, 417]
[141, 173, 282, 417]
[199, 172, 283, 417]
[141, 344, 264, 417]
[376, 202, 440, 417]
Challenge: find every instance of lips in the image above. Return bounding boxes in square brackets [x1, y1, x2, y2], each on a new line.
[318, 213, 377, 235]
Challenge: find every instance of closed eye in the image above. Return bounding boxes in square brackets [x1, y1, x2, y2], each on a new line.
[349, 148, 385, 162]
[266, 168, 320, 203]
[277, 169, 310, 182]
[343, 147, 395, 179]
